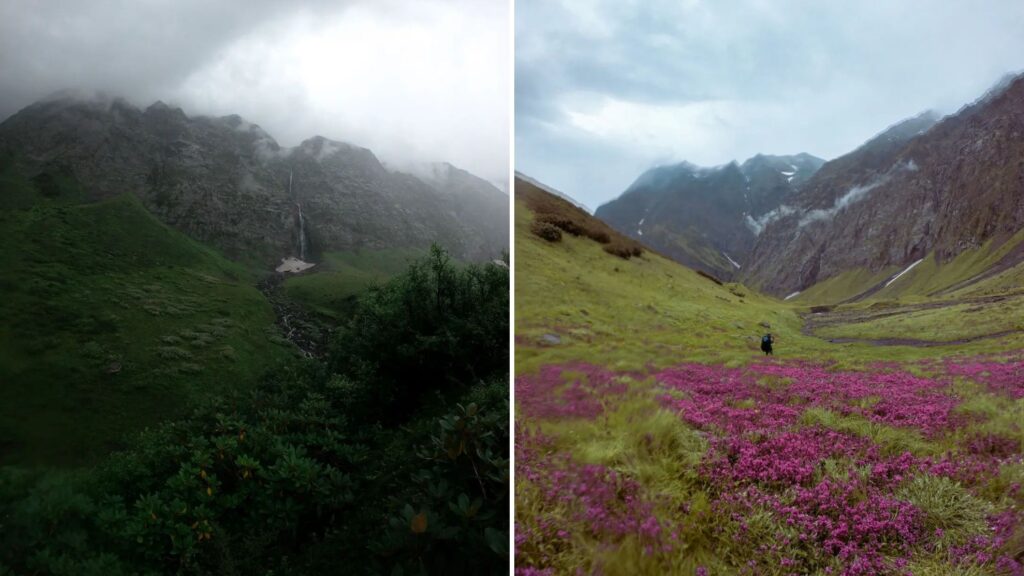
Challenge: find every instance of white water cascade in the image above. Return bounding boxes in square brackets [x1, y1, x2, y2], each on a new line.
[276, 170, 315, 273]
[297, 203, 308, 261]
[288, 170, 310, 261]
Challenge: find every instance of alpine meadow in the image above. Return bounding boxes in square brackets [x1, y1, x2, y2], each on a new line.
[514, 2, 1024, 575]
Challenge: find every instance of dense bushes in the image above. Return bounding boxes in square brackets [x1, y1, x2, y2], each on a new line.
[330, 245, 509, 419]
[529, 220, 562, 242]
[0, 246, 509, 575]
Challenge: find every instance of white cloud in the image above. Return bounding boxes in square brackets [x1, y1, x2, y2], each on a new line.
[516, 0, 1024, 209]
[0, 0, 509, 183]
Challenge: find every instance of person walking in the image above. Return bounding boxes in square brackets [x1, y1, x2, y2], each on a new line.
[761, 333, 775, 356]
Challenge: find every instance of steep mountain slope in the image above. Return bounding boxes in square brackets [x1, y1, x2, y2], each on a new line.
[0, 92, 508, 267]
[0, 155, 289, 465]
[743, 74, 1024, 297]
[594, 153, 824, 279]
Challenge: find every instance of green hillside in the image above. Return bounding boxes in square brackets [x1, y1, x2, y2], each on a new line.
[788, 230, 1024, 348]
[282, 248, 425, 318]
[0, 160, 290, 466]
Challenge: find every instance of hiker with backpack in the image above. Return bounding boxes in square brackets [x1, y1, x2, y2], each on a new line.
[761, 333, 775, 355]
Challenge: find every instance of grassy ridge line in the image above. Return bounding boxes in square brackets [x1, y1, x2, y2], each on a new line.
[0, 160, 290, 466]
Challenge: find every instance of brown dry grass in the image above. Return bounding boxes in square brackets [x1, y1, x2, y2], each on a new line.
[516, 177, 644, 259]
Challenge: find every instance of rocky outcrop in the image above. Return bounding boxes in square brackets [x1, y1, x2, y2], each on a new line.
[594, 153, 824, 279]
[742, 74, 1024, 296]
[0, 93, 508, 265]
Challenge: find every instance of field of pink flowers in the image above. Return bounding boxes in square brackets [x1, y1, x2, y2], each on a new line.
[515, 356, 1024, 575]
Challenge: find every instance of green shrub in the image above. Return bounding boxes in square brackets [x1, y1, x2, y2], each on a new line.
[330, 245, 509, 420]
[530, 220, 562, 242]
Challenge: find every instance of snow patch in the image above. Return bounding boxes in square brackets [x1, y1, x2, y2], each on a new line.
[883, 258, 924, 288]
[784, 291, 801, 301]
[723, 252, 741, 269]
[276, 257, 316, 274]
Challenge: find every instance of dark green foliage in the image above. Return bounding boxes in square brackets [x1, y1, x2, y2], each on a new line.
[0, 247, 509, 575]
[330, 245, 509, 419]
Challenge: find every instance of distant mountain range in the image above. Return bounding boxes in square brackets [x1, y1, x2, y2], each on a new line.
[595, 153, 824, 279]
[594, 73, 1024, 298]
[0, 92, 508, 266]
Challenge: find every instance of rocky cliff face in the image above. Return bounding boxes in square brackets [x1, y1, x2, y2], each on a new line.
[742, 74, 1024, 296]
[594, 153, 824, 279]
[0, 93, 508, 264]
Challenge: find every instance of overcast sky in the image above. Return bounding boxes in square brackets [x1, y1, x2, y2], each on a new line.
[516, 0, 1024, 210]
[0, 0, 509, 185]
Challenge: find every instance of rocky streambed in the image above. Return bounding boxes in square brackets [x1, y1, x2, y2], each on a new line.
[257, 272, 328, 358]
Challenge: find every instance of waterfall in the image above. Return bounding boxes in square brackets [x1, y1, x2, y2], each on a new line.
[287, 169, 309, 261]
[298, 203, 308, 261]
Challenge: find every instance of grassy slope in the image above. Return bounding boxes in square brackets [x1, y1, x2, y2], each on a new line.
[515, 199, 986, 374]
[515, 197, 1024, 574]
[282, 248, 424, 318]
[0, 160, 290, 466]
[794, 230, 1024, 346]
[793, 229, 1024, 305]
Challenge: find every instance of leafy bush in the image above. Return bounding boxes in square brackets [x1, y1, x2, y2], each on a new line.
[602, 242, 644, 259]
[535, 213, 583, 236]
[529, 220, 562, 242]
[330, 245, 509, 419]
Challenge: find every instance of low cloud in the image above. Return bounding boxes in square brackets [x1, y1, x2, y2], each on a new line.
[746, 205, 797, 236]
[798, 160, 917, 227]
[0, 0, 509, 183]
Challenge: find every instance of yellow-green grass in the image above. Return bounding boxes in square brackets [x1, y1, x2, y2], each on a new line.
[0, 162, 291, 466]
[282, 248, 424, 318]
[789, 266, 897, 305]
[793, 228, 1024, 306]
[950, 258, 1024, 299]
[516, 200, 1001, 374]
[812, 295, 1024, 342]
